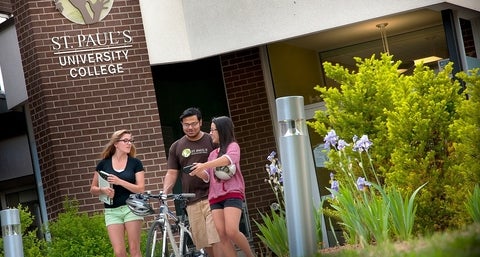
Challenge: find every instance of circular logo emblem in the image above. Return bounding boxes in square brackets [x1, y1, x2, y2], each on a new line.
[182, 149, 191, 158]
[55, 0, 114, 25]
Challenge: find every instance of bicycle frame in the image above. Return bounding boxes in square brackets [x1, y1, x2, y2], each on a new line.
[159, 205, 193, 256]
[143, 192, 198, 257]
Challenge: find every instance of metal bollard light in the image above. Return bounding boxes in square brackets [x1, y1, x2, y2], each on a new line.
[1, 208, 24, 257]
[276, 96, 319, 257]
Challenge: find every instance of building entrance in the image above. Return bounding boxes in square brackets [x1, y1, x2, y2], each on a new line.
[151, 56, 229, 152]
[151, 56, 253, 243]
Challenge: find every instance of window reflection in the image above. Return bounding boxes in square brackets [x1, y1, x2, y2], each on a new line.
[320, 25, 448, 78]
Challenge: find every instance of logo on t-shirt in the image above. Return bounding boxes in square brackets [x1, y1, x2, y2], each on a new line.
[54, 0, 114, 25]
[182, 148, 191, 158]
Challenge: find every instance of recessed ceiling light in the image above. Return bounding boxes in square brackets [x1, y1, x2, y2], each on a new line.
[414, 56, 442, 65]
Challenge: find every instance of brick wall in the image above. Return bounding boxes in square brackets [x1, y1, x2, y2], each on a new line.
[0, 0, 11, 14]
[10, 0, 165, 218]
[221, 48, 278, 244]
[8, 0, 277, 248]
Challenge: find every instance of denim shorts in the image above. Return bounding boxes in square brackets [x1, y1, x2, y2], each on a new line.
[210, 198, 243, 210]
[104, 205, 143, 226]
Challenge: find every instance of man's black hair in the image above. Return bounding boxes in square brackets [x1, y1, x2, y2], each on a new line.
[179, 107, 202, 121]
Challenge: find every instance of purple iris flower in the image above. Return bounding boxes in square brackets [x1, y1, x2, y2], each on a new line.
[337, 139, 349, 150]
[330, 172, 339, 192]
[356, 177, 371, 190]
[353, 135, 373, 152]
[269, 163, 278, 175]
[331, 180, 339, 192]
[267, 151, 276, 161]
[324, 130, 339, 149]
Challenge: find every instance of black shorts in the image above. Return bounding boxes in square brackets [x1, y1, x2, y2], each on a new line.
[210, 198, 243, 210]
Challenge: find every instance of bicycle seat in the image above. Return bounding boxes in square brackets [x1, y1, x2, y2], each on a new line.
[126, 194, 154, 216]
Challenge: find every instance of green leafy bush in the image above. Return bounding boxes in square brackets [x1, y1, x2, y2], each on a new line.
[450, 69, 480, 223]
[384, 62, 467, 231]
[308, 54, 480, 232]
[1, 198, 148, 257]
[45, 198, 114, 257]
[0, 204, 47, 257]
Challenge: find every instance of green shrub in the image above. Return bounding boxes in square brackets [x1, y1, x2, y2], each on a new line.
[308, 54, 480, 232]
[45, 198, 114, 257]
[384, 63, 467, 231]
[1, 199, 148, 257]
[0, 204, 47, 257]
[450, 68, 480, 223]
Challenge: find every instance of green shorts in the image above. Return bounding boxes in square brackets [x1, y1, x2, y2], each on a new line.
[104, 205, 143, 226]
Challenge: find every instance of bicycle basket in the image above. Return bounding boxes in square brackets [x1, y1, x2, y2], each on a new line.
[126, 194, 154, 216]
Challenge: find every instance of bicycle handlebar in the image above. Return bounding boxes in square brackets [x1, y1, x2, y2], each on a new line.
[141, 191, 196, 200]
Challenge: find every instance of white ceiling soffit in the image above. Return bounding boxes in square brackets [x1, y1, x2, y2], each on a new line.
[282, 9, 443, 52]
[141, 0, 480, 65]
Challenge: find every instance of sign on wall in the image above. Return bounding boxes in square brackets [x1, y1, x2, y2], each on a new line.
[51, 0, 133, 79]
[51, 31, 132, 78]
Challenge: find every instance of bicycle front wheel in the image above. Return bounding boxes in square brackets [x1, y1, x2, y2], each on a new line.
[146, 221, 170, 257]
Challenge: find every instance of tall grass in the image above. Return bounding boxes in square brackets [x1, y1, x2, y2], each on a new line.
[465, 184, 480, 223]
[254, 209, 289, 257]
[387, 184, 426, 240]
[329, 185, 369, 246]
[329, 182, 424, 247]
[359, 186, 390, 244]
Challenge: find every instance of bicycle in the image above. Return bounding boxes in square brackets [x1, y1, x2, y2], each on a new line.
[126, 191, 206, 257]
